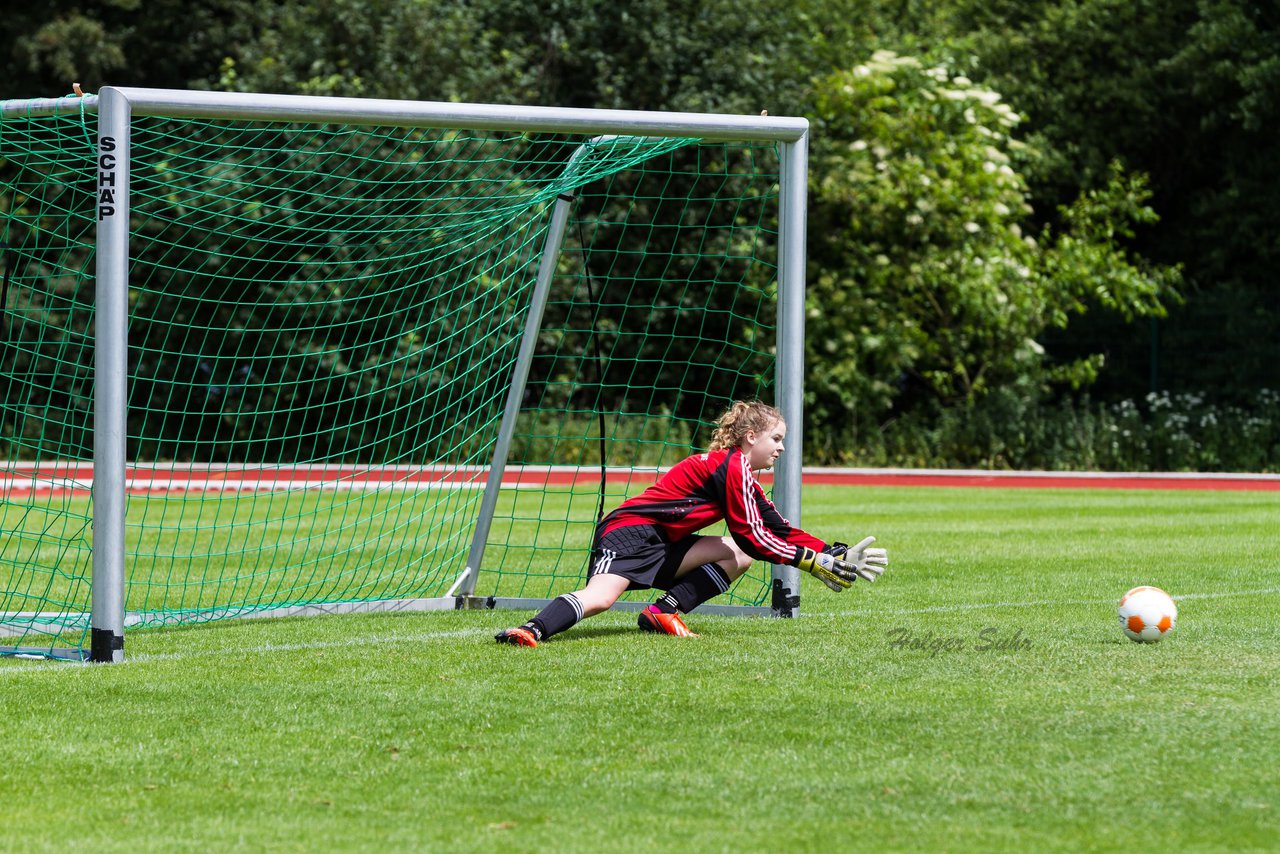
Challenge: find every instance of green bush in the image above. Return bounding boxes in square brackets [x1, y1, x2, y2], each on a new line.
[507, 390, 1279, 473]
[836, 388, 1280, 472]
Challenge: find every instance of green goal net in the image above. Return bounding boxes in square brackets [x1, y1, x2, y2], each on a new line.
[0, 90, 804, 660]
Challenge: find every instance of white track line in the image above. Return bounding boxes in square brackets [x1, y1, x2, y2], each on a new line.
[0, 626, 494, 670]
[5, 463, 1279, 495]
[826, 585, 1280, 617]
[128, 627, 494, 662]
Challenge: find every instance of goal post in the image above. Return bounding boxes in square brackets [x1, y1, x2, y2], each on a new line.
[0, 87, 809, 662]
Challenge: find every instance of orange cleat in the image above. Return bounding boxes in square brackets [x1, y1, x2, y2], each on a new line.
[637, 605, 699, 637]
[495, 626, 539, 647]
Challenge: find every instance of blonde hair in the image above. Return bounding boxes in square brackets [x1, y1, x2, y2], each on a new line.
[708, 400, 784, 451]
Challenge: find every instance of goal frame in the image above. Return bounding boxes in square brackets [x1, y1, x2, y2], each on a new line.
[1, 87, 810, 662]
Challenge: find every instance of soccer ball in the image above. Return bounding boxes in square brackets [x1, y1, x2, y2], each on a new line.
[1117, 585, 1178, 643]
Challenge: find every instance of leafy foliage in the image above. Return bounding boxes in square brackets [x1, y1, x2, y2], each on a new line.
[850, 385, 1280, 472]
[3, 0, 259, 94]
[804, 52, 1177, 459]
[949, 0, 1280, 401]
[3, 0, 1276, 467]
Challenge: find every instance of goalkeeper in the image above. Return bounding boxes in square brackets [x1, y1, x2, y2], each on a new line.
[496, 400, 888, 647]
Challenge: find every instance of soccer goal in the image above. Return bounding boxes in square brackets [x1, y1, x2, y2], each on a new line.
[0, 87, 809, 662]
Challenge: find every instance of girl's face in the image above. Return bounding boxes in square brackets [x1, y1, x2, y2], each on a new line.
[743, 418, 787, 471]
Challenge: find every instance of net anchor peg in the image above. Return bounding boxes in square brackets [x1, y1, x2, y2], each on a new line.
[445, 568, 472, 598]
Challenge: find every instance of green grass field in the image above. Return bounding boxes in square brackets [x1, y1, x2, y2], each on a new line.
[2, 485, 1277, 852]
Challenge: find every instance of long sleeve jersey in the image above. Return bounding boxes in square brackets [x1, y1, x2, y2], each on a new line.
[598, 447, 825, 566]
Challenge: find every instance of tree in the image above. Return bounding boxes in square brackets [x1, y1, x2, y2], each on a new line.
[803, 51, 1179, 458]
[2, 0, 260, 96]
[213, 0, 530, 103]
[947, 0, 1280, 402]
[214, 0, 831, 115]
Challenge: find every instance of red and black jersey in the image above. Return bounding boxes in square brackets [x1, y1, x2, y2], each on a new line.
[599, 447, 825, 566]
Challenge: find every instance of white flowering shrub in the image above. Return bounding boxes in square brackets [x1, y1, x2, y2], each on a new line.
[804, 50, 1180, 460]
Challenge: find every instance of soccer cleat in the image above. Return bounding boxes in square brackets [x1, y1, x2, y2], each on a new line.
[637, 605, 699, 638]
[495, 626, 539, 647]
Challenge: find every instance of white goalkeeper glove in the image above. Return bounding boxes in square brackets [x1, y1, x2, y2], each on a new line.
[830, 536, 889, 582]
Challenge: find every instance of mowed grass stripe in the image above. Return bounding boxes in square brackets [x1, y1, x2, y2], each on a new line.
[1, 485, 1276, 853]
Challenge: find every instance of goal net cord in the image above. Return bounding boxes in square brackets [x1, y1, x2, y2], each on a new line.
[0, 92, 786, 657]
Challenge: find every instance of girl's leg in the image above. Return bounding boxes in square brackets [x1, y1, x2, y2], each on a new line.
[573, 572, 634, 616]
[497, 573, 631, 646]
[641, 536, 754, 634]
[675, 535, 754, 581]
[660, 535, 753, 610]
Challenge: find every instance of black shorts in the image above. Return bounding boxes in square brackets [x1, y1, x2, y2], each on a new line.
[589, 523, 701, 592]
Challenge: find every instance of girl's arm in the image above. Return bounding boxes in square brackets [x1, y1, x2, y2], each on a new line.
[722, 450, 825, 565]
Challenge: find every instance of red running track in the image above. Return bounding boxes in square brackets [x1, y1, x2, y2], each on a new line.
[1, 462, 1277, 494]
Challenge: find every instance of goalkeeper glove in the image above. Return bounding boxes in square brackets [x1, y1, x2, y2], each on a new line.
[795, 547, 857, 592]
[827, 536, 889, 582]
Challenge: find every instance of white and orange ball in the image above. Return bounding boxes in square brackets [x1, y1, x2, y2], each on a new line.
[1118, 585, 1178, 643]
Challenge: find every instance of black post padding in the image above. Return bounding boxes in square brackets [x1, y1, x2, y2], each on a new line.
[1, 240, 12, 339]
[453, 595, 498, 610]
[1, 242, 14, 442]
[771, 579, 799, 618]
[89, 628, 123, 663]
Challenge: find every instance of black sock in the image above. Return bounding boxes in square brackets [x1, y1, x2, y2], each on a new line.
[527, 593, 584, 640]
[658, 564, 732, 614]
[653, 593, 680, 614]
